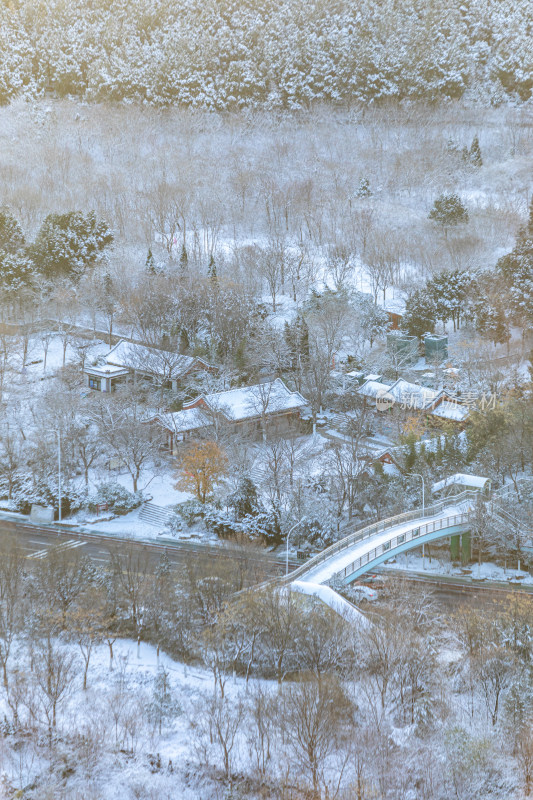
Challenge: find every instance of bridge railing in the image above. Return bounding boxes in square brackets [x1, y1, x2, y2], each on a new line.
[493, 478, 533, 501]
[283, 489, 478, 585]
[337, 511, 470, 583]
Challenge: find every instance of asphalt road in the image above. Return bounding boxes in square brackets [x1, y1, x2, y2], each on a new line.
[0, 518, 295, 582]
[373, 568, 533, 609]
[2, 517, 531, 607]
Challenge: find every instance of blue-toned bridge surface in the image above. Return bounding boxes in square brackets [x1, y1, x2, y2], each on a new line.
[288, 491, 475, 587]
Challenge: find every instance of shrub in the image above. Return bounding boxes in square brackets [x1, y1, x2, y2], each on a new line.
[91, 482, 143, 515]
[8, 476, 86, 518]
[175, 499, 206, 527]
[162, 514, 183, 537]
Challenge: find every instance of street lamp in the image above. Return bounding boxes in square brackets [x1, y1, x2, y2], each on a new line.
[286, 519, 305, 576]
[56, 430, 62, 525]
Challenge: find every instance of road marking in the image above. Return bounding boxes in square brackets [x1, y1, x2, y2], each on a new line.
[27, 539, 87, 559]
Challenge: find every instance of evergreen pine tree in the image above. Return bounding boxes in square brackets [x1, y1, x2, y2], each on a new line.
[402, 289, 436, 338]
[228, 477, 260, 520]
[179, 327, 190, 353]
[469, 135, 482, 167]
[404, 440, 417, 471]
[149, 667, 180, 736]
[103, 271, 112, 293]
[0, 210, 25, 253]
[298, 315, 310, 362]
[145, 247, 156, 274]
[355, 177, 372, 198]
[180, 244, 188, 272]
[527, 197, 533, 238]
[234, 340, 247, 374]
[208, 254, 217, 281]
[428, 193, 469, 228]
[435, 436, 443, 465]
[284, 320, 295, 367]
[495, 208, 533, 327]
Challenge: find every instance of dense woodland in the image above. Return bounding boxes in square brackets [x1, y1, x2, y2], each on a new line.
[2, 0, 533, 107]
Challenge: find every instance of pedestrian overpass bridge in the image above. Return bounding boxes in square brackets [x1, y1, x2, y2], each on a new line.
[288, 490, 476, 588]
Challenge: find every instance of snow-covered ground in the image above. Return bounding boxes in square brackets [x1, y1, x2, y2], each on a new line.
[382, 551, 533, 584]
[0, 637, 264, 799]
[14, 334, 109, 383]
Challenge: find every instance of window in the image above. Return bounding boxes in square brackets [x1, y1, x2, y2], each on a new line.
[89, 377, 101, 390]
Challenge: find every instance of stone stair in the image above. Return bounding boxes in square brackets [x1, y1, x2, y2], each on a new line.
[139, 502, 174, 528]
[325, 413, 348, 432]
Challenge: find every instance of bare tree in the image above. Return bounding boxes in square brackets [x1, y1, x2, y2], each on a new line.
[33, 547, 92, 626]
[258, 588, 301, 685]
[256, 243, 283, 312]
[0, 534, 24, 689]
[109, 543, 151, 646]
[246, 686, 278, 777]
[517, 728, 533, 797]
[65, 586, 107, 690]
[280, 677, 352, 799]
[31, 636, 78, 737]
[92, 393, 161, 492]
[50, 282, 79, 366]
[474, 647, 515, 726]
[0, 423, 25, 501]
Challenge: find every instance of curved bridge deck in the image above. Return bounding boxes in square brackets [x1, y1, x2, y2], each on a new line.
[288, 491, 476, 587]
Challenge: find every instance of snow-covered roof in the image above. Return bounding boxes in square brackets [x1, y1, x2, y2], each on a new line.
[184, 378, 308, 422]
[430, 399, 470, 422]
[358, 379, 391, 400]
[153, 408, 212, 434]
[106, 340, 211, 378]
[383, 298, 406, 315]
[84, 364, 129, 378]
[358, 378, 437, 410]
[388, 379, 438, 409]
[431, 473, 490, 494]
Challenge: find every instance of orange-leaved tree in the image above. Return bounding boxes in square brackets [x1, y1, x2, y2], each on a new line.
[175, 440, 229, 503]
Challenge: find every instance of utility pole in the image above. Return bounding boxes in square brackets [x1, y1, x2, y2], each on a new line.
[57, 430, 62, 525]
